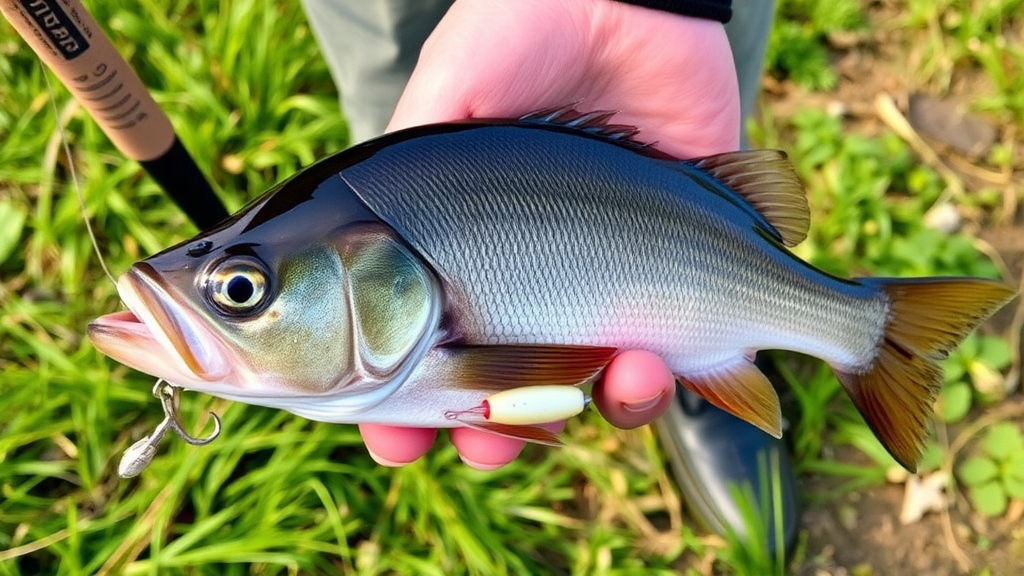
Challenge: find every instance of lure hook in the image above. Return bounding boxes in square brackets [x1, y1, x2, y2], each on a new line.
[154, 380, 222, 446]
[117, 380, 221, 478]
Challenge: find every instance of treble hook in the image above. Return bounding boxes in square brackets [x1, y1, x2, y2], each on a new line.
[118, 380, 221, 478]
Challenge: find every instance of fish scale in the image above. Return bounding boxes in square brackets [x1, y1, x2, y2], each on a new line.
[341, 124, 887, 374]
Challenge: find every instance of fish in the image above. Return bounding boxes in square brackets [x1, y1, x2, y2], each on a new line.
[87, 107, 1015, 471]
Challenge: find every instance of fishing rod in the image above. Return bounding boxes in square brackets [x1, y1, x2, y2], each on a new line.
[4, 0, 227, 477]
[2, 0, 229, 230]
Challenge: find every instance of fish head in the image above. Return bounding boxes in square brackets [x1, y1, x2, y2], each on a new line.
[88, 173, 442, 414]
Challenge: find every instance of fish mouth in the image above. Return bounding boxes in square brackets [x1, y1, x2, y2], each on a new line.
[88, 263, 231, 384]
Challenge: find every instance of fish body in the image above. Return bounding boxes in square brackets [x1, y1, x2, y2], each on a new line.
[89, 109, 1014, 470]
[340, 121, 887, 372]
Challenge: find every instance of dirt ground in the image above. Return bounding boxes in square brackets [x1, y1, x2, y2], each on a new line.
[766, 3, 1024, 574]
[796, 437, 1024, 576]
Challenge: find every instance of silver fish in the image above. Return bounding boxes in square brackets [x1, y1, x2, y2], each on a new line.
[89, 108, 1015, 470]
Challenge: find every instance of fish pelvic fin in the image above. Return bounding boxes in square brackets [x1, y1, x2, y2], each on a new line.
[440, 344, 617, 391]
[834, 277, 1017, 472]
[457, 420, 564, 447]
[676, 361, 783, 438]
[688, 150, 810, 247]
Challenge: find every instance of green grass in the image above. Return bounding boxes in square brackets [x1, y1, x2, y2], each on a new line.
[2, 0, 1020, 574]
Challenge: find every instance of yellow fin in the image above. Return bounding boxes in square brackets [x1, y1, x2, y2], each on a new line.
[442, 344, 617, 391]
[690, 150, 809, 246]
[458, 420, 563, 447]
[834, 277, 1016, 472]
[676, 361, 783, 438]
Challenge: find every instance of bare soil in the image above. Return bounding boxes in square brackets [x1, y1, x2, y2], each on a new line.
[764, 2, 1024, 574]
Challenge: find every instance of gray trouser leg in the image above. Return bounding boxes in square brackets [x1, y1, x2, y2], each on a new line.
[299, 0, 454, 143]
[303, 0, 775, 146]
[724, 0, 776, 148]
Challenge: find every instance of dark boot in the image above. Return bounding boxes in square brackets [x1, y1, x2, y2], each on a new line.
[655, 387, 800, 557]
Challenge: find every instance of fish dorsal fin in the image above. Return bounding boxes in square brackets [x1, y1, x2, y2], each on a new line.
[689, 150, 810, 247]
[519, 108, 809, 245]
[519, 105, 649, 149]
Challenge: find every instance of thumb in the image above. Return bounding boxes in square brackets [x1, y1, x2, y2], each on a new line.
[593, 350, 676, 429]
[386, 72, 474, 132]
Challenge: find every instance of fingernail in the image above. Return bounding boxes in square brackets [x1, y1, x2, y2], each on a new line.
[622, 390, 666, 413]
[459, 455, 505, 471]
[367, 448, 410, 468]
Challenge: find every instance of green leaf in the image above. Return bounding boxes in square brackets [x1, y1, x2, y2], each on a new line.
[942, 359, 966, 383]
[983, 423, 1024, 461]
[1003, 476, 1024, 501]
[977, 336, 1012, 370]
[918, 441, 944, 472]
[970, 481, 1008, 517]
[937, 382, 972, 423]
[0, 200, 27, 265]
[959, 456, 999, 485]
[1006, 455, 1024, 481]
[958, 334, 980, 359]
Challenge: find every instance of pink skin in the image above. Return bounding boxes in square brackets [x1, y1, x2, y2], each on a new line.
[363, 0, 740, 469]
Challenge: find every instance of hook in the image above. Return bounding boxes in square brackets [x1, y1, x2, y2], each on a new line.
[154, 380, 221, 446]
[118, 380, 221, 478]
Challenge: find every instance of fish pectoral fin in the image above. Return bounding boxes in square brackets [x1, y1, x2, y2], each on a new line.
[458, 420, 564, 447]
[440, 344, 617, 391]
[833, 277, 1016, 472]
[687, 150, 810, 247]
[676, 361, 783, 438]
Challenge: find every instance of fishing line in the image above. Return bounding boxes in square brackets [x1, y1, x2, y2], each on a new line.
[43, 64, 223, 475]
[19, 3, 225, 479]
[41, 62, 117, 288]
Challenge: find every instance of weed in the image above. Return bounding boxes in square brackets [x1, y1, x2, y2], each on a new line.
[900, 0, 1024, 123]
[939, 334, 1014, 424]
[765, 0, 864, 90]
[1, 0, 1018, 573]
[957, 423, 1024, 517]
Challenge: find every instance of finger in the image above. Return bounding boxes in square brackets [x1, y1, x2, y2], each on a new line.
[383, 10, 478, 132]
[386, 76, 471, 132]
[359, 424, 437, 467]
[593, 349, 675, 429]
[385, 1, 583, 132]
[449, 421, 565, 470]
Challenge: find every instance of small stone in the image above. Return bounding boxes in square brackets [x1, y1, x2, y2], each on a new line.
[923, 202, 961, 234]
[899, 472, 949, 524]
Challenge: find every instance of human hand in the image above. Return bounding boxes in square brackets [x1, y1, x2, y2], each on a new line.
[387, 0, 740, 158]
[361, 351, 677, 469]
[364, 0, 741, 469]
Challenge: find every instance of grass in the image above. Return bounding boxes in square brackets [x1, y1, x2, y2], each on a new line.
[1, 0, 1021, 574]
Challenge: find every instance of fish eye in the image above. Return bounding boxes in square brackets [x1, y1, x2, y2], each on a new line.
[206, 257, 271, 316]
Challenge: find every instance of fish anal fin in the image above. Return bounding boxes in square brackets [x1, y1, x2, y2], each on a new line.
[676, 362, 782, 438]
[442, 344, 617, 391]
[690, 150, 810, 246]
[834, 277, 1016, 472]
[459, 420, 563, 447]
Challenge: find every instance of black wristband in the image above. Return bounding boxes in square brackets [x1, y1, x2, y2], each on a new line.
[612, 0, 732, 23]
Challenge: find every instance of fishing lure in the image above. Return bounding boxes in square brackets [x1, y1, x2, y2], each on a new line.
[117, 380, 221, 478]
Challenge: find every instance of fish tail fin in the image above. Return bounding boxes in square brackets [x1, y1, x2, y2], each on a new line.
[832, 277, 1015, 471]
